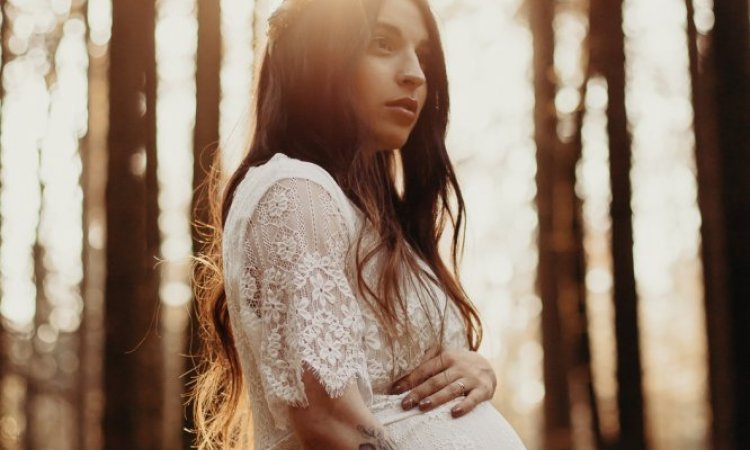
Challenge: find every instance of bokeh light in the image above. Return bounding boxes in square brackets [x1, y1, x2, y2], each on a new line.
[0, 0, 713, 448]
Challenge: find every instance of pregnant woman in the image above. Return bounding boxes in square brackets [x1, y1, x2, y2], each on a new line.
[189, 0, 527, 448]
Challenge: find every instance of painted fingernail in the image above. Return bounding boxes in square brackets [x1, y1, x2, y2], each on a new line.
[392, 383, 404, 394]
[451, 406, 463, 417]
[418, 399, 432, 410]
[402, 397, 415, 410]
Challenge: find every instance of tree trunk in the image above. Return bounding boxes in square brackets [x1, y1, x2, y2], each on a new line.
[26, 240, 46, 449]
[712, 0, 750, 446]
[556, 62, 604, 450]
[588, 1, 646, 449]
[691, 0, 750, 448]
[529, 1, 573, 449]
[143, 0, 161, 444]
[183, 0, 222, 447]
[685, 2, 732, 450]
[104, 0, 163, 448]
[79, 51, 109, 450]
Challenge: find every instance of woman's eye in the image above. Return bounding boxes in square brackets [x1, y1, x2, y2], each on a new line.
[373, 37, 394, 52]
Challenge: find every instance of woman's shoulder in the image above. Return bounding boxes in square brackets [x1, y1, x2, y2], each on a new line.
[255, 153, 338, 188]
[231, 152, 359, 230]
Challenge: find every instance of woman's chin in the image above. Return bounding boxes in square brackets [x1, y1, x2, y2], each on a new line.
[364, 126, 413, 152]
[376, 134, 410, 152]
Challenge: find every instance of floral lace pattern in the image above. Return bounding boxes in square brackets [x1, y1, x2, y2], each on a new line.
[235, 177, 372, 430]
[223, 154, 473, 449]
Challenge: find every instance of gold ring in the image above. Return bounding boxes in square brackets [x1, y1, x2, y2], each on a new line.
[455, 381, 466, 396]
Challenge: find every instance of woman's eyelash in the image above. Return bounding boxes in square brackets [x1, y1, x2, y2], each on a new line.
[373, 36, 394, 51]
[370, 35, 429, 67]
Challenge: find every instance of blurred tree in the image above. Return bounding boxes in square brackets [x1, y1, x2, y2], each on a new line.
[685, 1, 728, 449]
[26, 240, 45, 449]
[529, 0, 573, 448]
[80, 6, 111, 448]
[104, 0, 163, 448]
[689, 0, 750, 449]
[589, 0, 646, 449]
[184, 0, 222, 447]
[552, 1, 602, 447]
[712, 0, 750, 444]
[530, 0, 600, 448]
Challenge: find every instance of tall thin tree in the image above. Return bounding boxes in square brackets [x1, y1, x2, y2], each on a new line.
[104, 0, 163, 448]
[27, 238, 45, 448]
[554, 8, 603, 446]
[691, 0, 750, 448]
[713, 0, 750, 446]
[589, 0, 646, 449]
[685, 1, 733, 449]
[529, 1, 574, 448]
[80, 7, 112, 448]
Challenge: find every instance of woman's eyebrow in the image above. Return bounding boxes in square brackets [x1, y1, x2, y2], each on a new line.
[373, 21, 429, 47]
[373, 21, 402, 36]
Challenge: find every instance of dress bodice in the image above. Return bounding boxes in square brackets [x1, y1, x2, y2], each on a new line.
[222, 153, 469, 449]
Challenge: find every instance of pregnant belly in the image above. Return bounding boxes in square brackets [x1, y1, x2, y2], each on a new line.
[371, 394, 527, 450]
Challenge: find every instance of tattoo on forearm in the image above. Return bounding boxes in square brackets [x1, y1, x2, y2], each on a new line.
[356, 425, 396, 450]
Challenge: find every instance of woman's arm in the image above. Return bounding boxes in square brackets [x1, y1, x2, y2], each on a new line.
[239, 177, 388, 445]
[289, 369, 395, 450]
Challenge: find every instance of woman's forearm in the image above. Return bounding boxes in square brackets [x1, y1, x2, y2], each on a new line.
[289, 370, 396, 450]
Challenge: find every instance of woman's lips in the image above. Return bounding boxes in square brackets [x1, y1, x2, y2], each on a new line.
[386, 104, 417, 123]
[385, 97, 419, 124]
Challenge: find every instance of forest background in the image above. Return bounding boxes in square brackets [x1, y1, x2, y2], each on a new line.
[0, 0, 748, 449]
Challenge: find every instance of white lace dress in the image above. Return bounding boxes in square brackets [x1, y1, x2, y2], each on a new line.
[223, 153, 526, 449]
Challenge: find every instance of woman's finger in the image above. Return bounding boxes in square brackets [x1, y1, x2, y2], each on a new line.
[451, 387, 487, 418]
[400, 367, 458, 410]
[391, 349, 451, 394]
[411, 376, 472, 412]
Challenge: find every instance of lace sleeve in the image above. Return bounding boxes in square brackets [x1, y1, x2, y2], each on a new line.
[240, 177, 371, 430]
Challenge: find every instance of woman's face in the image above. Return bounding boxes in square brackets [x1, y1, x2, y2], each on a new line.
[353, 0, 430, 153]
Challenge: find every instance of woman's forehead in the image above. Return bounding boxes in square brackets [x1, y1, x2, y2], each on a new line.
[373, 0, 429, 46]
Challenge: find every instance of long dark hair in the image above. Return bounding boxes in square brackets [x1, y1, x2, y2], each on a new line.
[190, 0, 483, 447]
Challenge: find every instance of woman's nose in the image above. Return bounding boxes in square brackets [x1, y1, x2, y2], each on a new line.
[398, 53, 426, 88]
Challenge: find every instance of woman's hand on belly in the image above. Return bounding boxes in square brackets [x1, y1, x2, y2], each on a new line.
[389, 348, 497, 418]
